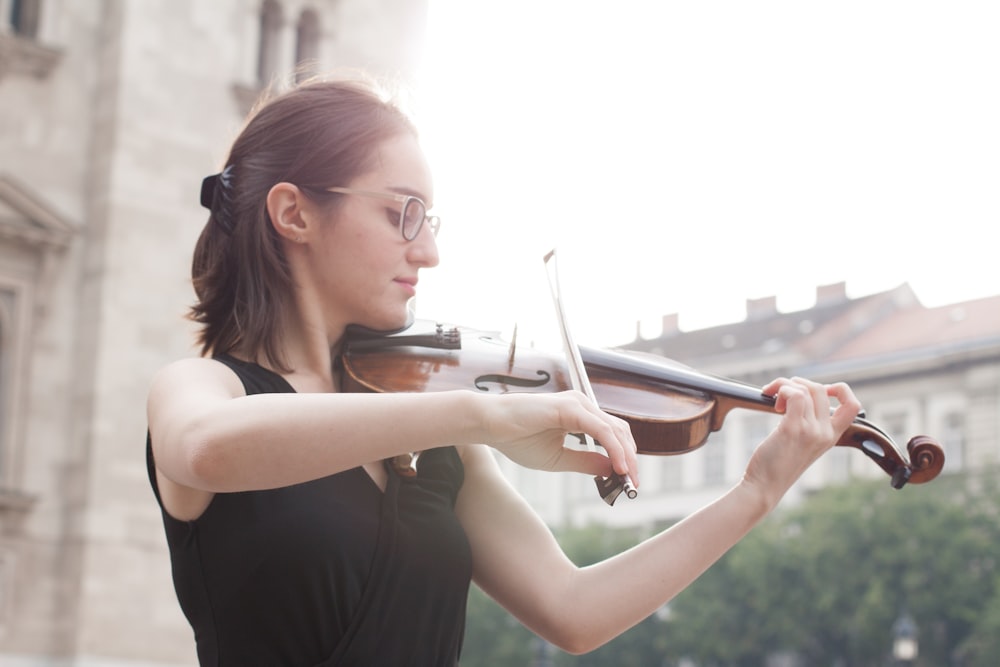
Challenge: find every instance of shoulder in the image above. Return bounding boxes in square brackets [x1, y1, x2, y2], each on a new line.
[147, 356, 247, 407]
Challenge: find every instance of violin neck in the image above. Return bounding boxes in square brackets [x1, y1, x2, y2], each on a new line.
[581, 346, 776, 422]
[583, 347, 892, 441]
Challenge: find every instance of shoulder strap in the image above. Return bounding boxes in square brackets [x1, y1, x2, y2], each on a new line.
[213, 353, 295, 395]
[149, 356, 293, 504]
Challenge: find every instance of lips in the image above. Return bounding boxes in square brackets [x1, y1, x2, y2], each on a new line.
[395, 276, 418, 296]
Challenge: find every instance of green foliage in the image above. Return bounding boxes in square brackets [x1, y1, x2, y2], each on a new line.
[660, 471, 1000, 666]
[459, 585, 536, 667]
[461, 470, 1000, 666]
[956, 573, 1000, 666]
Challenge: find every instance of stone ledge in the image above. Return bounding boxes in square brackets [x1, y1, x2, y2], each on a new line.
[0, 33, 62, 80]
[0, 488, 38, 535]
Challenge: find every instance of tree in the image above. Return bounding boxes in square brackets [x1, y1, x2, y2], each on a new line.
[461, 469, 1000, 666]
[659, 471, 1000, 666]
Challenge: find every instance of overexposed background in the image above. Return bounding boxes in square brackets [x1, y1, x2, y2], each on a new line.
[411, 0, 999, 349]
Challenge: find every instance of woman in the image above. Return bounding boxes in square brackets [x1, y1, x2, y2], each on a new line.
[146, 77, 861, 666]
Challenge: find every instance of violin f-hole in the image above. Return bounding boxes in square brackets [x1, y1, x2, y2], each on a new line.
[474, 370, 552, 392]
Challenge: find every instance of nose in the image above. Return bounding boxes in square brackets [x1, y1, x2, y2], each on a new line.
[407, 223, 440, 268]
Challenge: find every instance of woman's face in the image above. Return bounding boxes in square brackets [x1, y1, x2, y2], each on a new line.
[310, 132, 440, 336]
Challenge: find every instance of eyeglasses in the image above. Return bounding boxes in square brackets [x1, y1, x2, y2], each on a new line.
[324, 186, 441, 241]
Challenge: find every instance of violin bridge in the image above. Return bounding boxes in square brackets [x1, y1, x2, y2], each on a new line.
[507, 323, 518, 369]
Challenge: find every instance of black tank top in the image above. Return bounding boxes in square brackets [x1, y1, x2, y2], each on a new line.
[146, 355, 472, 666]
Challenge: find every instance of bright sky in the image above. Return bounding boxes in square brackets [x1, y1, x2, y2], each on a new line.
[411, 1, 1000, 349]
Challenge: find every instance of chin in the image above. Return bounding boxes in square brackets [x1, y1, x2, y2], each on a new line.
[389, 299, 417, 330]
[355, 306, 415, 336]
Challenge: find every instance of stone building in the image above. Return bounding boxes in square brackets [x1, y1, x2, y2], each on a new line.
[0, 1, 428, 664]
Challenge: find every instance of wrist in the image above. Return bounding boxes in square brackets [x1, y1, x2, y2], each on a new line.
[452, 390, 490, 445]
[734, 475, 783, 518]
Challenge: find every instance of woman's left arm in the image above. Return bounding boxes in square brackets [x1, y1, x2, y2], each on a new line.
[456, 444, 768, 655]
[455, 377, 860, 655]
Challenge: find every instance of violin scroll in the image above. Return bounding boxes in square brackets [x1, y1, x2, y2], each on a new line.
[838, 417, 944, 489]
[905, 435, 946, 485]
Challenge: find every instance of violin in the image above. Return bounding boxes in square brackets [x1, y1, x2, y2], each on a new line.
[341, 320, 945, 495]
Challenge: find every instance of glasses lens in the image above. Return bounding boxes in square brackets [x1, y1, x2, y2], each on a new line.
[401, 197, 425, 240]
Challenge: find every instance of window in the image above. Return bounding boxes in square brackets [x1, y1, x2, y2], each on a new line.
[0, 280, 30, 496]
[257, 0, 283, 86]
[0, 0, 60, 80]
[9, 0, 41, 38]
[0, 304, 7, 479]
[0, 175, 72, 524]
[703, 441, 725, 485]
[882, 411, 909, 450]
[294, 8, 320, 82]
[744, 414, 776, 463]
[941, 411, 965, 471]
[659, 456, 683, 492]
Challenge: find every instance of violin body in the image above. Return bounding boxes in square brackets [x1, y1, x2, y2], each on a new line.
[342, 320, 944, 489]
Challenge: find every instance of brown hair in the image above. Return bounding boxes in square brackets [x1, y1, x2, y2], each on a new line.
[189, 77, 416, 370]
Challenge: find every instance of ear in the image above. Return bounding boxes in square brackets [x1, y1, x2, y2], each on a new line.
[266, 182, 313, 243]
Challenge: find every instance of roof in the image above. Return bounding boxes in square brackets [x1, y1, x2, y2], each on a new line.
[621, 282, 1000, 382]
[823, 295, 1000, 362]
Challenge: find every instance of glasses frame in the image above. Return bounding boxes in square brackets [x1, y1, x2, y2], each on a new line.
[324, 186, 440, 241]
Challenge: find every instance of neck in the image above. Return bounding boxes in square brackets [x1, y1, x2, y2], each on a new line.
[269, 308, 343, 392]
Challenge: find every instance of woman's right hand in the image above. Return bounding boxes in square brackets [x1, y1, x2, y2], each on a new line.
[474, 390, 639, 487]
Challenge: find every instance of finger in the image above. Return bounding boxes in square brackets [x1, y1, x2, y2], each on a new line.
[769, 377, 829, 421]
[762, 377, 792, 413]
[826, 381, 862, 433]
[549, 448, 615, 478]
[596, 411, 639, 483]
[565, 392, 639, 483]
[774, 381, 811, 419]
[790, 376, 831, 420]
[583, 411, 639, 485]
[611, 414, 640, 487]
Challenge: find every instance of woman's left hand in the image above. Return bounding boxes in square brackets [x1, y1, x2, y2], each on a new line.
[742, 377, 861, 508]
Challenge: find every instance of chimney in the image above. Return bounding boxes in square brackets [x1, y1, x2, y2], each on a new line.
[746, 295, 777, 320]
[816, 282, 847, 306]
[661, 313, 679, 336]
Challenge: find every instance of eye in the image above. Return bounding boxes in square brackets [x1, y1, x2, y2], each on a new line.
[384, 207, 401, 228]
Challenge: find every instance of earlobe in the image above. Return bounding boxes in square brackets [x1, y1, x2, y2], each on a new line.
[266, 182, 310, 243]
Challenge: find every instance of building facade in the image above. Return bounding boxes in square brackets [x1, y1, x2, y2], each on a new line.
[0, 1, 428, 665]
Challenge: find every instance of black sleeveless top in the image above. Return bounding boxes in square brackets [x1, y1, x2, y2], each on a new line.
[146, 355, 472, 666]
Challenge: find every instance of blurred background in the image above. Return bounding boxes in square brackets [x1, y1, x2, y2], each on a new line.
[0, 1, 997, 665]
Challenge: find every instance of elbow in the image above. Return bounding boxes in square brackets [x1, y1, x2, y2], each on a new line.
[533, 617, 608, 656]
[185, 438, 229, 490]
[544, 632, 603, 657]
[521, 577, 613, 655]
[561, 631, 609, 656]
[165, 421, 234, 491]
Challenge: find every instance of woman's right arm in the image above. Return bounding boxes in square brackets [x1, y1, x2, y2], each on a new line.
[147, 357, 638, 516]
[148, 357, 475, 493]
